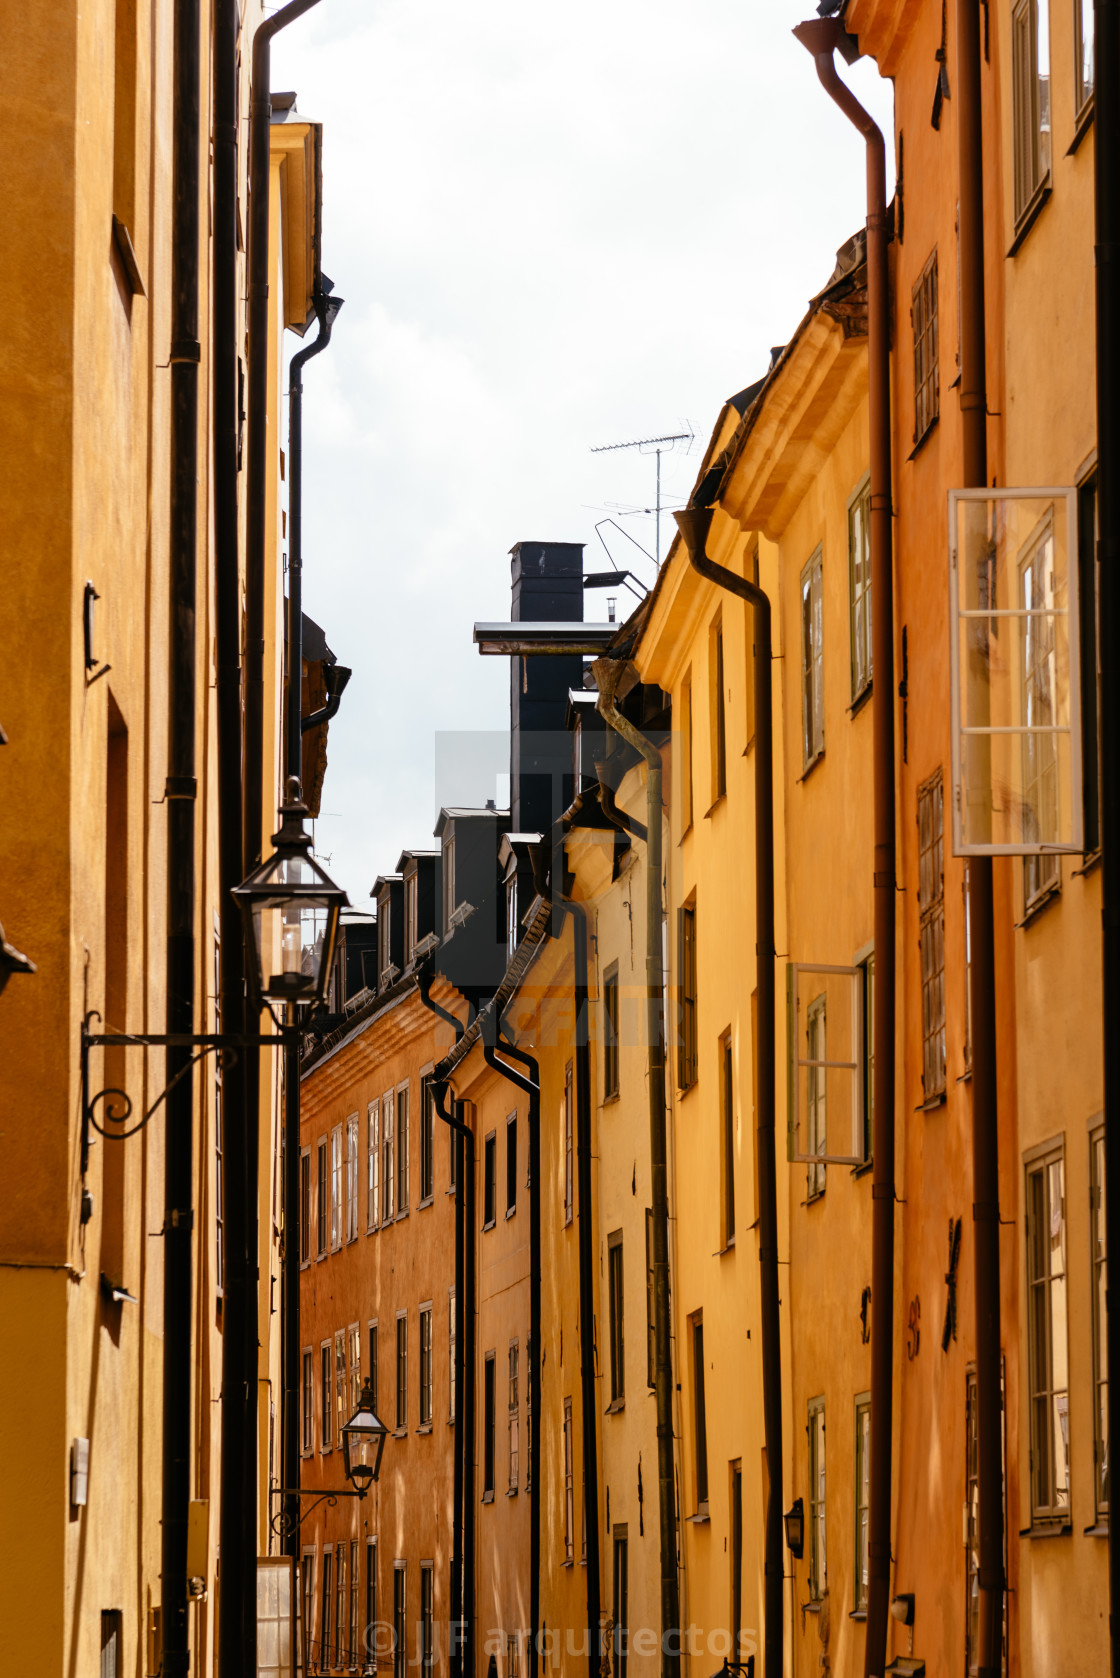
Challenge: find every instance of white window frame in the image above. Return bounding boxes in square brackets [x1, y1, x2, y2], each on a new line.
[334, 1329, 347, 1449]
[848, 473, 872, 702]
[786, 962, 866, 1169]
[800, 546, 824, 770]
[330, 1123, 343, 1251]
[348, 1322, 361, 1411]
[316, 1135, 328, 1258]
[382, 1088, 395, 1223]
[1089, 1116, 1108, 1521]
[320, 1340, 333, 1451]
[808, 1395, 827, 1601]
[368, 1319, 379, 1420]
[449, 1287, 457, 1424]
[367, 1098, 380, 1232]
[1025, 1139, 1070, 1525]
[419, 1066, 435, 1205]
[346, 1112, 360, 1242]
[395, 1310, 408, 1433]
[300, 1144, 312, 1268]
[396, 1081, 410, 1217]
[508, 1339, 520, 1493]
[1011, 0, 1051, 226]
[302, 1345, 315, 1456]
[418, 1301, 434, 1430]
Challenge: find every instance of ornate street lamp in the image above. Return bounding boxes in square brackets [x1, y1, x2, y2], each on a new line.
[233, 777, 349, 1011]
[341, 1380, 388, 1492]
[784, 1497, 805, 1559]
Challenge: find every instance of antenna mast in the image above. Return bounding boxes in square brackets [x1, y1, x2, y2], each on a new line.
[590, 427, 693, 565]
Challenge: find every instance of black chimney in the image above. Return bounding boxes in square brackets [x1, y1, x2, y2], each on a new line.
[509, 542, 585, 834]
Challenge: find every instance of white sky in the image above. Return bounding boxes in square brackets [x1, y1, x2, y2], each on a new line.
[270, 0, 894, 905]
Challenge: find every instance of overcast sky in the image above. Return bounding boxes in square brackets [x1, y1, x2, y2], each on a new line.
[270, 0, 894, 906]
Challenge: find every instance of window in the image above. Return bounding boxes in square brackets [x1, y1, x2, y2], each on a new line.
[912, 250, 939, 445]
[321, 1549, 333, 1671]
[854, 1395, 870, 1612]
[509, 1340, 520, 1491]
[449, 1289, 457, 1422]
[367, 1099, 380, 1231]
[378, 897, 393, 984]
[563, 1397, 575, 1562]
[368, 1322, 379, 1418]
[420, 1563, 434, 1674]
[800, 548, 824, 769]
[963, 866, 973, 1071]
[335, 1330, 347, 1446]
[301, 1551, 316, 1677]
[321, 1343, 333, 1448]
[720, 1031, 735, 1244]
[525, 1336, 533, 1493]
[483, 1352, 496, 1499]
[346, 1114, 360, 1242]
[679, 904, 698, 1090]
[645, 1209, 656, 1389]
[744, 539, 760, 748]
[335, 1537, 347, 1668]
[443, 835, 457, 927]
[450, 1115, 459, 1195]
[1090, 1123, 1108, 1519]
[1012, 0, 1051, 223]
[302, 1349, 314, 1453]
[918, 770, 947, 1101]
[350, 1541, 359, 1669]
[507, 872, 519, 957]
[1078, 474, 1100, 852]
[710, 610, 727, 801]
[564, 1062, 574, 1226]
[420, 1077, 435, 1203]
[364, 1542, 377, 1676]
[730, 1463, 743, 1655]
[419, 1303, 433, 1428]
[382, 1088, 395, 1223]
[349, 1323, 362, 1409]
[691, 1315, 709, 1510]
[317, 1139, 328, 1257]
[101, 1609, 122, 1678]
[405, 871, 418, 965]
[300, 1147, 311, 1263]
[1075, 0, 1094, 118]
[603, 965, 620, 1100]
[848, 475, 872, 700]
[393, 1564, 407, 1678]
[396, 1313, 408, 1431]
[484, 1131, 497, 1228]
[858, 950, 875, 1162]
[330, 1124, 343, 1249]
[1026, 1144, 1069, 1521]
[966, 1365, 1009, 1674]
[396, 1084, 410, 1215]
[608, 1232, 625, 1406]
[681, 669, 694, 832]
[1022, 520, 1061, 907]
[806, 994, 827, 1199]
[507, 1633, 521, 1678]
[808, 1397, 826, 1600]
[612, 1528, 629, 1678]
[504, 1114, 518, 1216]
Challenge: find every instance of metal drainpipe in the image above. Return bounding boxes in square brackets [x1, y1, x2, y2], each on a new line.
[590, 661, 680, 1678]
[792, 23, 899, 1677]
[417, 971, 472, 1678]
[243, 0, 323, 1615]
[281, 291, 341, 1568]
[1094, 2, 1120, 1672]
[163, 0, 201, 1671]
[212, 0, 254, 1669]
[480, 1036, 543, 1678]
[670, 509, 784, 1678]
[953, 7, 1005, 1674]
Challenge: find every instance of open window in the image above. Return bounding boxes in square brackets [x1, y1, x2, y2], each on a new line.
[786, 962, 867, 1170]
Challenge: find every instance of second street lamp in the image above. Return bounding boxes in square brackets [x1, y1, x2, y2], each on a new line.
[341, 1379, 389, 1491]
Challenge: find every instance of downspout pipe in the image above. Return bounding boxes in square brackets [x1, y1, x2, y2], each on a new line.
[792, 23, 899, 1678]
[212, 0, 254, 1671]
[286, 290, 344, 783]
[1094, 0, 1120, 1671]
[163, 0, 201, 1671]
[417, 970, 473, 1678]
[591, 659, 680, 1678]
[953, 7, 1005, 1675]
[671, 508, 784, 1678]
[480, 1035, 543, 1678]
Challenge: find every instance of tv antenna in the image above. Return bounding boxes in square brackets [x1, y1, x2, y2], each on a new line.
[589, 425, 694, 566]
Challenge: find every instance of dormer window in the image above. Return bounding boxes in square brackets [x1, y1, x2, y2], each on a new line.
[405, 873, 418, 965]
[378, 897, 391, 982]
[506, 873, 519, 958]
[443, 836, 456, 929]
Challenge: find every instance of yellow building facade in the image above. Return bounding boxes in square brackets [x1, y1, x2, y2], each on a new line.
[0, 3, 331, 1671]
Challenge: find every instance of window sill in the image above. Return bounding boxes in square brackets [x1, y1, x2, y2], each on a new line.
[849, 680, 873, 718]
[678, 1079, 698, 1099]
[716, 1236, 736, 1256]
[320, 1446, 333, 1455]
[850, 1157, 873, 1179]
[394, 1210, 410, 1223]
[601, 1091, 621, 1108]
[1074, 848, 1102, 878]
[417, 1196, 434, 1211]
[482, 1219, 496, 1233]
[1069, 97, 1095, 154]
[907, 413, 939, 461]
[917, 1090, 946, 1113]
[804, 1187, 826, 1207]
[803, 1600, 823, 1615]
[301, 1259, 312, 1271]
[562, 1558, 574, 1569]
[1022, 1519, 1071, 1539]
[679, 821, 694, 845]
[393, 1427, 408, 1440]
[1008, 177, 1052, 256]
[507, 1486, 519, 1498]
[505, 1205, 517, 1220]
[687, 1507, 710, 1525]
[416, 1424, 433, 1435]
[704, 793, 727, 819]
[1084, 1520, 1109, 1537]
[366, 1226, 378, 1238]
[481, 1491, 494, 1505]
[606, 1398, 625, 1415]
[849, 1609, 867, 1622]
[798, 750, 825, 785]
[1019, 880, 1061, 928]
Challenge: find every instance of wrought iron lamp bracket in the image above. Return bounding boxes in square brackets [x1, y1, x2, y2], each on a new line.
[268, 1483, 367, 1542]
